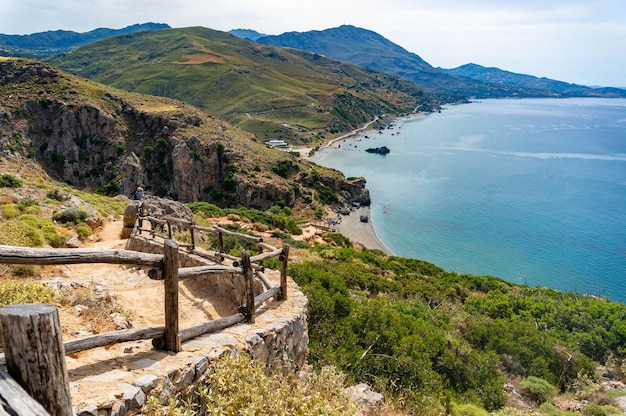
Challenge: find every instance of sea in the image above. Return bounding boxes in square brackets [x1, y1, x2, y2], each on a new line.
[311, 98, 626, 303]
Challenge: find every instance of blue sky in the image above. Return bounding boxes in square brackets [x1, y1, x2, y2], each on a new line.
[2, 0, 625, 87]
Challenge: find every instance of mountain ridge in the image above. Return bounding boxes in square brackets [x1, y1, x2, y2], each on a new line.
[47, 26, 437, 143]
[253, 24, 626, 98]
[0, 23, 170, 58]
[441, 63, 626, 98]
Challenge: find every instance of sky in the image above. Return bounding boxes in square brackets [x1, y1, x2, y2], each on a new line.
[2, 0, 625, 87]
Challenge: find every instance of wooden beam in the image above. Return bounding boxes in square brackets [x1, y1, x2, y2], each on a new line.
[0, 246, 162, 267]
[64, 327, 164, 355]
[163, 240, 181, 352]
[254, 287, 281, 308]
[178, 313, 246, 342]
[0, 304, 72, 416]
[241, 251, 255, 323]
[232, 248, 282, 267]
[280, 244, 290, 300]
[0, 368, 51, 416]
[148, 265, 242, 281]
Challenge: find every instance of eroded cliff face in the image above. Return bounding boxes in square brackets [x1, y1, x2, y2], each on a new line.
[0, 59, 369, 210]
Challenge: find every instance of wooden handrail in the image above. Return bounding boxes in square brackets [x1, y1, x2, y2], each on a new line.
[0, 246, 163, 266]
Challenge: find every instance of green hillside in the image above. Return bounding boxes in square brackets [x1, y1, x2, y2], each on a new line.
[0, 23, 170, 58]
[0, 58, 370, 214]
[48, 27, 436, 144]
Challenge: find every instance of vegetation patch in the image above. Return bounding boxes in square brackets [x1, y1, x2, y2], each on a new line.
[143, 354, 358, 416]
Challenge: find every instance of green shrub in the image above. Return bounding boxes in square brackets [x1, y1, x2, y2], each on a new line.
[0, 174, 22, 188]
[143, 354, 357, 416]
[46, 189, 68, 201]
[76, 224, 91, 239]
[16, 199, 37, 211]
[583, 403, 607, 416]
[53, 207, 89, 224]
[519, 376, 558, 404]
[322, 232, 352, 248]
[0, 280, 55, 306]
[0, 204, 19, 219]
[451, 403, 490, 416]
[7, 264, 40, 277]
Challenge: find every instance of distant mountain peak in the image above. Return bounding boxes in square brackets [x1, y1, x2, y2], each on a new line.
[0, 23, 170, 58]
[228, 28, 268, 41]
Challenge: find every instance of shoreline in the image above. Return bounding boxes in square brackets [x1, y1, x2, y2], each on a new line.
[333, 206, 393, 255]
[305, 118, 402, 255]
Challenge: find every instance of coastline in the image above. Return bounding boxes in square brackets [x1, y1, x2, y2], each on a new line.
[333, 206, 392, 255]
[305, 119, 395, 255]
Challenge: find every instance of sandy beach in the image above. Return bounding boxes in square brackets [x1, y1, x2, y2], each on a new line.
[334, 206, 392, 254]
[303, 119, 394, 255]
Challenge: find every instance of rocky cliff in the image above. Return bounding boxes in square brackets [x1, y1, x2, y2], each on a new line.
[0, 59, 369, 212]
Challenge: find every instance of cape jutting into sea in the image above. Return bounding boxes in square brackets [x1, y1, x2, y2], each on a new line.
[312, 98, 626, 303]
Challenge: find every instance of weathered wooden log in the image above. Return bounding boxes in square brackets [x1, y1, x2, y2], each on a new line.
[257, 242, 279, 251]
[280, 244, 290, 300]
[0, 326, 164, 364]
[162, 216, 193, 227]
[0, 368, 51, 416]
[218, 231, 224, 254]
[242, 251, 255, 323]
[255, 287, 282, 308]
[255, 270, 272, 290]
[232, 248, 282, 267]
[163, 240, 181, 352]
[0, 304, 72, 416]
[0, 246, 162, 266]
[214, 225, 263, 242]
[177, 313, 246, 342]
[228, 254, 264, 271]
[64, 327, 165, 355]
[142, 215, 168, 225]
[148, 265, 242, 280]
[186, 250, 224, 263]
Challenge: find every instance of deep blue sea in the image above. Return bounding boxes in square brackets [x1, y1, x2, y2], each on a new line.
[312, 98, 626, 303]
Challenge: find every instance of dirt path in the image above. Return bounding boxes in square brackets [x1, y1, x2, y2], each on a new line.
[52, 220, 236, 339]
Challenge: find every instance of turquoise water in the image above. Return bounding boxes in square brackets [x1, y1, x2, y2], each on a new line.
[312, 98, 626, 303]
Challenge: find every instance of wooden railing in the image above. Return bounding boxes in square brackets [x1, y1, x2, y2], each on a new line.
[0, 209, 291, 415]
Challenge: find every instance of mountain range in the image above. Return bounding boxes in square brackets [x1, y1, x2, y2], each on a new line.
[45, 26, 435, 144]
[0, 23, 170, 58]
[252, 25, 626, 99]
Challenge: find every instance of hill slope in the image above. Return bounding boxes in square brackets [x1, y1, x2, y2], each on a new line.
[0, 23, 170, 58]
[441, 63, 626, 98]
[47, 26, 436, 144]
[255, 25, 626, 98]
[0, 58, 368, 212]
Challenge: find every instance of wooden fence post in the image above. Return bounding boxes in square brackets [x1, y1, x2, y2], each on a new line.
[279, 243, 290, 300]
[241, 250, 255, 323]
[0, 304, 73, 416]
[190, 221, 196, 251]
[137, 203, 143, 234]
[163, 239, 181, 352]
[218, 231, 224, 254]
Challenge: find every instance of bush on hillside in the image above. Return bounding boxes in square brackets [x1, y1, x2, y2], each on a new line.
[519, 376, 558, 404]
[451, 403, 490, 416]
[0, 280, 55, 306]
[53, 207, 89, 224]
[0, 174, 22, 188]
[143, 354, 357, 416]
